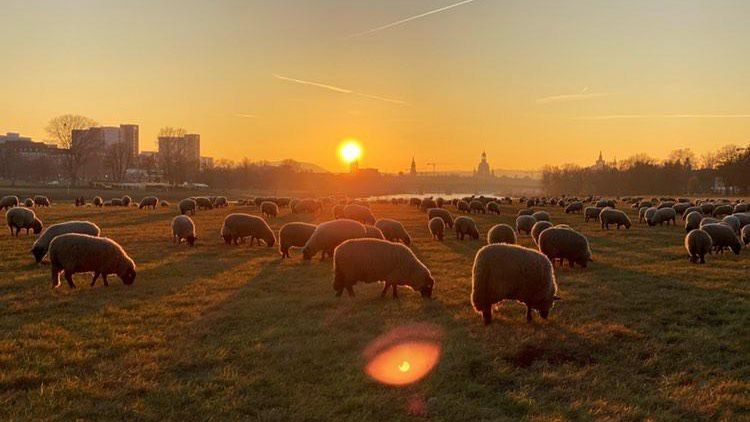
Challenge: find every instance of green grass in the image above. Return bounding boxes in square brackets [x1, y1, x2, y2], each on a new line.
[1, 198, 748, 421]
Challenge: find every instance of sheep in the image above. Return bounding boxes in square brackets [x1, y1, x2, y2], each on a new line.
[733, 212, 750, 228]
[699, 217, 720, 228]
[722, 215, 741, 234]
[31, 221, 101, 263]
[48, 233, 136, 288]
[469, 200, 486, 214]
[531, 221, 553, 245]
[332, 238, 434, 299]
[701, 223, 742, 255]
[647, 207, 676, 226]
[74, 196, 85, 207]
[733, 203, 750, 213]
[427, 208, 454, 229]
[332, 204, 345, 219]
[428, 217, 445, 241]
[221, 213, 275, 247]
[454, 216, 479, 240]
[584, 207, 603, 223]
[23, 198, 34, 207]
[487, 224, 516, 245]
[564, 201, 583, 214]
[685, 211, 703, 233]
[486, 201, 501, 215]
[302, 219, 367, 260]
[409, 197, 422, 207]
[532, 210, 551, 222]
[213, 196, 228, 208]
[195, 197, 213, 210]
[456, 200, 470, 213]
[685, 229, 712, 264]
[517, 209, 534, 217]
[419, 198, 438, 212]
[34, 195, 51, 207]
[374, 219, 412, 245]
[657, 201, 675, 209]
[742, 225, 750, 246]
[261, 201, 279, 219]
[599, 208, 631, 230]
[342, 204, 376, 225]
[119, 195, 131, 207]
[471, 244, 559, 324]
[639, 206, 650, 223]
[93, 196, 103, 207]
[279, 222, 317, 258]
[292, 198, 321, 214]
[6, 207, 42, 236]
[111, 198, 123, 207]
[160, 200, 170, 208]
[681, 206, 701, 220]
[713, 204, 733, 218]
[179, 198, 197, 215]
[700, 203, 715, 215]
[515, 215, 536, 235]
[0, 195, 19, 211]
[171, 215, 197, 246]
[538, 226, 592, 268]
[364, 225, 385, 239]
[138, 196, 159, 210]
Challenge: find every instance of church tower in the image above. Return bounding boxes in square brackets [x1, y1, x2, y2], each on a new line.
[410, 156, 417, 177]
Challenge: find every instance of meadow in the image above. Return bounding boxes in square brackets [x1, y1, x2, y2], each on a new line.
[1, 195, 748, 421]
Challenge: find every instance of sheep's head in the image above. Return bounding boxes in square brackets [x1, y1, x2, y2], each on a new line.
[731, 242, 742, 255]
[31, 246, 46, 263]
[264, 234, 276, 248]
[222, 234, 233, 245]
[187, 235, 197, 246]
[302, 247, 313, 260]
[121, 267, 136, 285]
[32, 219, 43, 234]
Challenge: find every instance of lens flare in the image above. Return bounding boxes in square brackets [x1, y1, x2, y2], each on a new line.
[338, 139, 363, 164]
[363, 323, 443, 387]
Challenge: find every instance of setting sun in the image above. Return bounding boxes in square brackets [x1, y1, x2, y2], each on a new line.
[338, 140, 363, 164]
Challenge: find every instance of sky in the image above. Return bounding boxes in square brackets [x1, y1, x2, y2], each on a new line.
[1, 0, 749, 173]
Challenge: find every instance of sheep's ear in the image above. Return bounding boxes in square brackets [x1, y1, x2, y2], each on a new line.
[553, 295, 562, 301]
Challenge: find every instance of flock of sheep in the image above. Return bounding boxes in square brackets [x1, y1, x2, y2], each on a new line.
[2, 192, 747, 325]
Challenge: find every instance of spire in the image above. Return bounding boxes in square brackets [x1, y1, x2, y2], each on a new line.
[598, 151, 603, 161]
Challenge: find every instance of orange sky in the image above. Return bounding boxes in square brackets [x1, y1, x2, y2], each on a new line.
[1, 0, 748, 173]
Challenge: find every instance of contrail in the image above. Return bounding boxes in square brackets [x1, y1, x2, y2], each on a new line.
[574, 114, 750, 120]
[349, 0, 478, 38]
[537, 87, 610, 104]
[273, 74, 407, 105]
[234, 113, 259, 119]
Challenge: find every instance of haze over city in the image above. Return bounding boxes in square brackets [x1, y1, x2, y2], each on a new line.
[3, 0, 749, 172]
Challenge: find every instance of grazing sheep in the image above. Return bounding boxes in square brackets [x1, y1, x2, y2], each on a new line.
[34, 195, 51, 207]
[93, 196, 103, 207]
[722, 215, 741, 234]
[733, 203, 749, 213]
[0, 195, 19, 211]
[428, 217, 445, 241]
[364, 225, 385, 239]
[6, 207, 43, 236]
[742, 225, 750, 246]
[332, 238, 434, 299]
[302, 219, 367, 260]
[701, 223, 742, 255]
[699, 217, 720, 228]
[673, 203, 691, 216]
[538, 227, 592, 268]
[279, 222, 317, 258]
[487, 224, 516, 245]
[48, 233, 136, 288]
[733, 212, 750, 228]
[427, 208, 454, 229]
[517, 208, 534, 216]
[292, 198, 321, 214]
[454, 216, 479, 240]
[138, 196, 159, 210]
[471, 244, 559, 324]
[409, 197, 422, 207]
[31, 221, 101, 263]
[23, 198, 34, 207]
[531, 221, 553, 245]
[456, 200, 470, 213]
[171, 215, 197, 246]
[469, 200, 486, 214]
[713, 204, 733, 218]
[120, 195, 132, 207]
[160, 200, 170, 208]
[374, 219, 411, 245]
[341, 204, 376, 225]
[332, 204, 345, 219]
[657, 201, 675, 209]
[700, 203, 715, 215]
[213, 196, 228, 208]
[681, 206, 701, 220]
[647, 207, 676, 226]
[532, 210, 551, 222]
[564, 201, 583, 214]
[195, 197, 213, 210]
[261, 201, 279, 219]
[584, 207, 603, 223]
[486, 201, 501, 214]
[111, 198, 123, 207]
[419, 198, 438, 212]
[685, 211, 703, 233]
[685, 229, 712, 264]
[639, 206, 650, 223]
[221, 213, 275, 247]
[515, 215, 536, 235]
[599, 208, 631, 230]
[179, 199, 197, 215]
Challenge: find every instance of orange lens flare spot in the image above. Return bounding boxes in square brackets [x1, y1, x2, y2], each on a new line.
[338, 139, 362, 164]
[365, 342, 440, 386]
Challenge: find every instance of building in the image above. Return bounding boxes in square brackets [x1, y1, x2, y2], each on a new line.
[120, 124, 139, 157]
[475, 151, 494, 178]
[410, 157, 417, 176]
[592, 151, 606, 171]
[200, 156, 214, 170]
[71, 124, 139, 157]
[0, 132, 33, 144]
[158, 133, 201, 168]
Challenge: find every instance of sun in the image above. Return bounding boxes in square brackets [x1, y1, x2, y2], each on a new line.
[338, 139, 363, 164]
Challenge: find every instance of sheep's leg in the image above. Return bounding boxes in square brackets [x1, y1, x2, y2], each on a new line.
[380, 283, 389, 298]
[568, 259, 575, 268]
[482, 306, 492, 325]
[699, 255, 705, 264]
[346, 286, 355, 297]
[335, 288, 343, 298]
[7, 225, 11, 236]
[526, 306, 533, 322]
[91, 272, 100, 287]
[64, 272, 76, 289]
[51, 267, 61, 288]
[392, 284, 398, 299]
[102, 274, 108, 287]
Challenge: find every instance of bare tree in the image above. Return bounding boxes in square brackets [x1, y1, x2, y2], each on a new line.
[46, 114, 98, 186]
[105, 141, 132, 182]
[157, 126, 188, 185]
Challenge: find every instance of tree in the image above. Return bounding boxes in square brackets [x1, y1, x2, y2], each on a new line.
[105, 141, 132, 182]
[46, 114, 98, 186]
[157, 127, 188, 185]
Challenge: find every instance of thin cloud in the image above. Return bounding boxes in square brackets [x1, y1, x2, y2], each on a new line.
[234, 113, 260, 119]
[574, 114, 750, 120]
[349, 0, 478, 38]
[537, 87, 610, 104]
[273, 74, 407, 105]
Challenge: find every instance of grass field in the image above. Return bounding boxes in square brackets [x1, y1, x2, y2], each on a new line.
[1, 198, 748, 421]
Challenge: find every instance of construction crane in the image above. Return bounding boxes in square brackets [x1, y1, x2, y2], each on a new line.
[425, 162, 451, 176]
